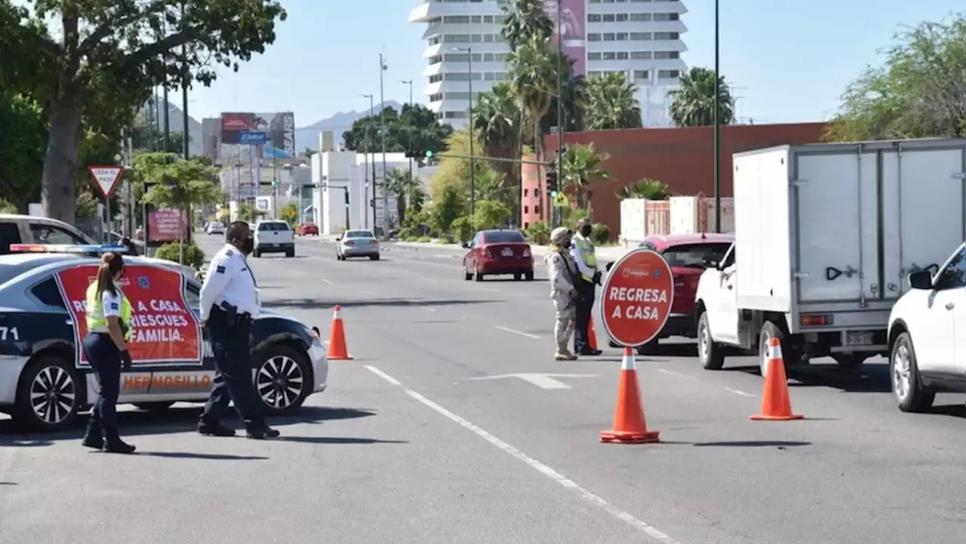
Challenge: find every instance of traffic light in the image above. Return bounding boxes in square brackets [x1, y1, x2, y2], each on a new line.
[546, 169, 558, 195]
[424, 149, 434, 160]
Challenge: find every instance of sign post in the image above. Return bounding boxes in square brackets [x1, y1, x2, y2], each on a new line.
[87, 166, 124, 239]
[598, 249, 673, 444]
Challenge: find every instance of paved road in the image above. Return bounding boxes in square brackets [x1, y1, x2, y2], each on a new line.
[3, 236, 966, 543]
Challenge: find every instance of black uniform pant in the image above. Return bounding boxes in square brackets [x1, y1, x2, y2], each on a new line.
[574, 278, 596, 353]
[201, 306, 266, 430]
[82, 333, 122, 441]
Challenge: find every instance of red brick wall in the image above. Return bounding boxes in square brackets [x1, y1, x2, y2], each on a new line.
[536, 123, 827, 232]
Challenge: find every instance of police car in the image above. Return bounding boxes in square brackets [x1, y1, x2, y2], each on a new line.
[0, 244, 328, 431]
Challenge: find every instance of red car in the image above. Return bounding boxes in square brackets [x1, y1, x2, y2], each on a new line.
[463, 229, 534, 281]
[296, 223, 319, 236]
[609, 233, 734, 353]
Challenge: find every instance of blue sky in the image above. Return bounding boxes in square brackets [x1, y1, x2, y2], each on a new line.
[188, 0, 965, 127]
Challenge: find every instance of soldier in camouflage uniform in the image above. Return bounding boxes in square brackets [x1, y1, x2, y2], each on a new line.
[546, 227, 578, 361]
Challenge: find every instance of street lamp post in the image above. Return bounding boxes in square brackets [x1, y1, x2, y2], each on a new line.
[713, 0, 721, 233]
[555, 0, 564, 229]
[456, 47, 475, 224]
[379, 54, 388, 237]
[401, 79, 414, 182]
[363, 93, 375, 230]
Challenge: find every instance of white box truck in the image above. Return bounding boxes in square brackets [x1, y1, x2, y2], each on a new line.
[694, 139, 966, 375]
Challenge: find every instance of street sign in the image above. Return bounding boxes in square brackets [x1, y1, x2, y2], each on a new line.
[239, 131, 268, 145]
[600, 249, 674, 347]
[86, 165, 124, 199]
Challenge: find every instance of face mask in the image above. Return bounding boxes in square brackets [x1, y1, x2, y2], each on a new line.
[579, 225, 592, 237]
[562, 240, 572, 249]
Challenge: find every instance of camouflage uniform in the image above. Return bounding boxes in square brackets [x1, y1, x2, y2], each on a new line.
[547, 246, 578, 360]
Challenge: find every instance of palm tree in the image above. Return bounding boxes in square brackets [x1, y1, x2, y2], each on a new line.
[508, 35, 557, 169]
[561, 144, 610, 220]
[669, 67, 735, 127]
[501, 0, 553, 51]
[585, 73, 642, 130]
[617, 178, 669, 200]
[385, 168, 421, 225]
[473, 83, 522, 212]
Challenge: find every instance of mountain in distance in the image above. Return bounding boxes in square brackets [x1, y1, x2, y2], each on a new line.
[295, 101, 403, 154]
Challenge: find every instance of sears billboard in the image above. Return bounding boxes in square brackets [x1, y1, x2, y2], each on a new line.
[220, 112, 296, 157]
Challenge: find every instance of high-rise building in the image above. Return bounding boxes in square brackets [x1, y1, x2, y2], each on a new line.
[409, 0, 688, 129]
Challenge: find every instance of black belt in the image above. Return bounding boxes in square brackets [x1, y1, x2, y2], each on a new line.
[213, 303, 253, 324]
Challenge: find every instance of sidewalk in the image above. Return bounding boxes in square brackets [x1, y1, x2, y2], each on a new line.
[388, 240, 635, 263]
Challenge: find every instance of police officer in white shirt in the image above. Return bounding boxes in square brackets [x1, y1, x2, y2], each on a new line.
[198, 221, 279, 439]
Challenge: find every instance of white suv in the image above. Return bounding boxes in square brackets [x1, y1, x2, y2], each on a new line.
[887, 243, 966, 412]
[253, 220, 295, 258]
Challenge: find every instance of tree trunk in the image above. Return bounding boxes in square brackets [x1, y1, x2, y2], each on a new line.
[534, 116, 545, 223]
[397, 192, 406, 226]
[41, 92, 84, 224]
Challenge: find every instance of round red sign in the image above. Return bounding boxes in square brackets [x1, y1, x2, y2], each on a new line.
[600, 249, 674, 347]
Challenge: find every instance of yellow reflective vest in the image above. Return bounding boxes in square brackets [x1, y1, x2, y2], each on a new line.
[85, 283, 133, 341]
[573, 234, 597, 282]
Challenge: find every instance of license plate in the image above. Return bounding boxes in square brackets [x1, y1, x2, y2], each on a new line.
[846, 331, 875, 346]
[501, 248, 513, 257]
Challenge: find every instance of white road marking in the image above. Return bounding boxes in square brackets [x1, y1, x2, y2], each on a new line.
[364, 365, 401, 386]
[421, 307, 437, 313]
[496, 326, 541, 340]
[724, 387, 756, 398]
[319, 278, 334, 286]
[363, 365, 679, 544]
[470, 373, 596, 390]
[656, 369, 699, 382]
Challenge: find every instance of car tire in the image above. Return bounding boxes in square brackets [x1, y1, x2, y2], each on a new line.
[637, 340, 659, 356]
[254, 345, 312, 416]
[698, 311, 725, 370]
[371, 255, 380, 261]
[133, 401, 175, 413]
[286, 249, 295, 258]
[14, 355, 81, 431]
[891, 332, 934, 412]
[759, 320, 800, 379]
[514, 273, 522, 281]
[525, 271, 534, 281]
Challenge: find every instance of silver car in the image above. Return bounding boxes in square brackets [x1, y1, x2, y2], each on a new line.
[0, 252, 328, 431]
[337, 230, 380, 261]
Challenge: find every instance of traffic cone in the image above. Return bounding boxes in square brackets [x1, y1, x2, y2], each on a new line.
[327, 305, 353, 360]
[588, 316, 599, 351]
[750, 337, 803, 421]
[600, 348, 660, 444]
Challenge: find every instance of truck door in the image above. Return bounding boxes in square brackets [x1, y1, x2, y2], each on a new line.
[882, 145, 966, 300]
[795, 151, 879, 303]
[709, 245, 739, 344]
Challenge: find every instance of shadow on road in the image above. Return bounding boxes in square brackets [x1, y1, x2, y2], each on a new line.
[279, 436, 407, 445]
[0, 405, 378, 445]
[267, 298, 503, 310]
[124, 451, 269, 461]
[724, 360, 893, 394]
[693, 441, 811, 448]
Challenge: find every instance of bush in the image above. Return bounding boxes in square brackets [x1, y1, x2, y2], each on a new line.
[526, 221, 551, 245]
[451, 216, 474, 244]
[472, 200, 510, 230]
[155, 243, 205, 270]
[417, 236, 433, 243]
[562, 207, 589, 229]
[591, 223, 611, 244]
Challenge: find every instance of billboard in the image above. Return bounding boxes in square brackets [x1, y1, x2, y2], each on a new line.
[219, 112, 296, 158]
[546, 0, 586, 77]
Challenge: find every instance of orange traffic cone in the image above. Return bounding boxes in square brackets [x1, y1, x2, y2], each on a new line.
[600, 348, 660, 444]
[588, 316, 599, 351]
[750, 337, 803, 421]
[327, 305, 353, 360]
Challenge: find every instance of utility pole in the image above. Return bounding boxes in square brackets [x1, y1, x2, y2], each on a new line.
[457, 47, 475, 224]
[180, 1, 189, 161]
[555, 0, 564, 229]
[363, 94, 375, 230]
[379, 53, 388, 237]
[713, 0, 721, 233]
[401, 80, 414, 182]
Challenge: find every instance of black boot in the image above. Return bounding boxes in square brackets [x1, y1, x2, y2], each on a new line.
[246, 425, 280, 440]
[198, 421, 236, 437]
[82, 419, 104, 449]
[103, 438, 136, 454]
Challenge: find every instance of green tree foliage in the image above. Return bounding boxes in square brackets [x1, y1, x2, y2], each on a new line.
[508, 35, 558, 163]
[473, 83, 522, 211]
[342, 104, 453, 158]
[0, 93, 46, 211]
[669, 67, 736, 127]
[280, 203, 298, 227]
[561, 144, 611, 218]
[617, 178, 670, 200]
[525, 221, 551, 245]
[827, 15, 966, 141]
[135, 153, 223, 235]
[473, 200, 511, 230]
[450, 216, 474, 244]
[430, 185, 465, 237]
[501, 0, 553, 50]
[155, 243, 205, 270]
[2, 0, 286, 223]
[385, 169, 423, 225]
[0, 198, 17, 214]
[585, 73, 641, 130]
[591, 223, 611, 245]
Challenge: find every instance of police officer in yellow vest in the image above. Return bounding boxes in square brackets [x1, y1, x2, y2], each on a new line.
[81, 252, 136, 454]
[571, 218, 603, 356]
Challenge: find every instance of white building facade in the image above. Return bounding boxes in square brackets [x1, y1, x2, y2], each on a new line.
[409, 0, 688, 128]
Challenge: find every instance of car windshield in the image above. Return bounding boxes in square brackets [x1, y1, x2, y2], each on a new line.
[258, 222, 288, 231]
[345, 231, 374, 239]
[662, 243, 732, 268]
[484, 231, 525, 243]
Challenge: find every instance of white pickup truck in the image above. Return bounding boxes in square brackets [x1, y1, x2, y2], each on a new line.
[695, 139, 966, 376]
[254, 220, 295, 258]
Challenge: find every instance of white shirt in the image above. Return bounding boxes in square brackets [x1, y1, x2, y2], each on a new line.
[102, 290, 122, 318]
[571, 234, 596, 279]
[200, 244, 260, 321]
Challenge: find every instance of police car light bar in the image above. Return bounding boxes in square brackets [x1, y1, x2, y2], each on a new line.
[9, 244, 129, 254]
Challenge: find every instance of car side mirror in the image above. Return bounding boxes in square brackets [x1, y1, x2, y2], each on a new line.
[909, 270, 933, 290]
[605, 262, 614, 272]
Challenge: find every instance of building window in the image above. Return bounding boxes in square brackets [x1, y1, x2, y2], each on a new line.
[524, 206, 529, 214]
[654, 51, 679, 59]
[523, 188, 528, 197]
[653, 13, 680, 21]
[535, 206, 541, 215]
[631, 51, 652, 60]
[654, 32, 680, 40]
[658, 70, 680, 79]
[534, 188, 541, 198]
[634, 70, 649, 80]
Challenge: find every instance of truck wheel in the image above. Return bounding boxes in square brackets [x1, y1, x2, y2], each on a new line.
[832, 353, 866, 371]
[698, 312, 725, 370]
[286, 249, 295, 258]
[758, 321, 799, 379]
[14, 355, 81, 431]
[890, 332, 934, 412]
